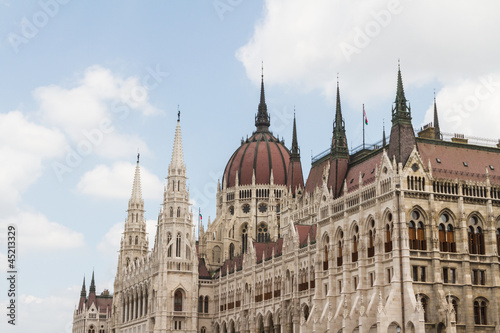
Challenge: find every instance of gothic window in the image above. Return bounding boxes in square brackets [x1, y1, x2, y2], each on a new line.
[177, 207, 181, 218]
[421, 296, 428, 322]
[439, 213, 456, 252]
[229, 206, 234, 215]
[167, 233, 172, 257]
[198, 296, 203, 313]
[178, 180, 180, 191]
[337, 230, 344, 267]
[88, 325, 95, 333]
[468, 216, 485, 254]
[126, 257, 130, 267]
[474, 299, 487, 325]
[258, 203, 267, 213]
[135, 236, 138, 245]
[367, 219, 375, 258]
[201, 327, 207, 333]
[323, 235, 329, 270]
[257, 223, 269, 242]
[242, 204, 250, 214]
[385, 223, 393, 252]
[174, 290, 183, 311]
[229, 243, 235, 260]
[241, 224, 248, 253]
[409, 210, 426, 250]
[176, 233, 181, 257]
[212, 246, 221, 263]
[352, 224, 359, 262]
[170, 207, 173, 218]
[204, 296, 209, 313]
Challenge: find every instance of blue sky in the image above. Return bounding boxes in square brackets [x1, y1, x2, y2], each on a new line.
[1, 1, 500, 332]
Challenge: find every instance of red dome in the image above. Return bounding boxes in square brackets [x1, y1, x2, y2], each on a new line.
[223, 131, 290, 188]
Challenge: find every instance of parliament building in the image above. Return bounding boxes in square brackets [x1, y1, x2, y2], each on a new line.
[73, 66, 500, 333]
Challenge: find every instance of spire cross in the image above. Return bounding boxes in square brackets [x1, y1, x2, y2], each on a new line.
[177, 105, 181, 121]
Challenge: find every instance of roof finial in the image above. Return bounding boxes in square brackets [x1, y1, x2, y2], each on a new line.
[177, 105, 181, 122]
[261, 60, 264, 80]
[255, 63, 270, 131]
[137, 148, 140, 164]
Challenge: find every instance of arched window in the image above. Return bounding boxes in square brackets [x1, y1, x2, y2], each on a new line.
[474, 299, 487, 325]
[352, 224, 359, 262]
[174, 290, 182, 311]
[169, 207, 173, 218]
[177, 207, 181, 218]
[468, 216, 485, 254]
[439, 213, 456, 252]
[229, 243, 235, 260]
[409, 210, 426, 250]
[167, 233, 172, 257]
[198, 296, 203, 313]
[88, 325, 95, 333]
[212, 246, 221, 263]
[176, 233, 181, 257]
[323, 235, 329, 270]
[385, 223, 393, 252]
[241, 224, 248, 253]
[446, 296, 459, 323]
[135, 236, 138, 245]
[178, 180, 180, 191]
[204, 295, 209, 313]
[126, 257, 130, 267]
[367, 219, 375, 258]
[257, 223, 269, 242]
[201, 327, 207, 333]
[337, 230, 344, 266]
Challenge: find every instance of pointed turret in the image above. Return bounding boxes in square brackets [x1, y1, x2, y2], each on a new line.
[129, 153, 143, 210]
[87, 271, 96, 309]
[287, 113, 304, 196]
[255, 69, 270, 132]
[434, 96, 441, 140]
[388, 63, 416, 165]
[331, 80, 349, 158]
[170, 116, 185, 171]
[327, 79, 349, 198]
[382, 122, 387, 147]
[77, 276, 86, 312]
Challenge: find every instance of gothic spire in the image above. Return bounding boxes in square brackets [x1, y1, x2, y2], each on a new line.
[169, 116, 185, 170]
[80, 276, 86, 297]
[433, 95, 441, 140]
[331, 79, 348, 158]
[382, 121, 387, 147]
[89, 270, 95, 294]
[392, 62, 412, 125]
[129, 153, 143, 206]
[290, 111, 300, 159]
[255, 65, 270, 132]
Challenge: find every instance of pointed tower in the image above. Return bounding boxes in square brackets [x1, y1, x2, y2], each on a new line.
[328, 80, 350, 198]
[255, 70, 270, 132]
[77, 276, 86, 312]
[382, 122, 387, 147]
[434, 96, 441, 140]
[87, 271, 96, 309]
[387, 63, 416, 165]
[116, 154, 148, 277]
[153, 114, 199, 333]
[287, 113, 304, 197]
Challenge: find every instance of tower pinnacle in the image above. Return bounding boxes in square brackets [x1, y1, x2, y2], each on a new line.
[80, 276, 86, 297]
[255, 67, 270, 132]
[331, 79, 348, 158]
[89, 270, 95, 294]
[290, 112, 300, 158]
[169, 117, 185, 170]
[434, 95, 441, 140]
[129, 155, 143, 206]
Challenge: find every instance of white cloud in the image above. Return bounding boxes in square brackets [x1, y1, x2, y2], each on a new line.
[34, 65, 160, 159]
[77, 161, 163, 200]
[97, 222, 123, 255]
[1, 212, 85, 254]
[0, 111, 66, 212]
[237, 0, 500, 111]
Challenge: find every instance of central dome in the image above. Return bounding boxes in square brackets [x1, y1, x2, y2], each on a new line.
[222, 74, 291, 188]
[223, 131, 290, 188]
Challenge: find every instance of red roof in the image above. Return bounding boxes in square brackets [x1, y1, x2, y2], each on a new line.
[417, 140, 500, 185]
[344, 151, 383, 192]
[223, 132, 290, 187]
[295, 224, 317, 247]
[198, 257, 211, 279]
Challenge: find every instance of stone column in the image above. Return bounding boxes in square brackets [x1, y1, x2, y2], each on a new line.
[274, 324, 280, 333]
[286, 323, 292, 333]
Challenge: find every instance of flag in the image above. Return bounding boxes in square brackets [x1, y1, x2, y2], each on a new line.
[363, 106, 368, 125]
[199, 210, 202, 222]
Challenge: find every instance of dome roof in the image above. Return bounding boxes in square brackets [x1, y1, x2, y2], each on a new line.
[223, 131, 290, 188]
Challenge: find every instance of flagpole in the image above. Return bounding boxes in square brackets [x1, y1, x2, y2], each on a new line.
[363, 104, 365, 150]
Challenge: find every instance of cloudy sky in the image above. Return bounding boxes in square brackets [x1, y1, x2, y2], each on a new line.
[1, 1, 500, 332]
